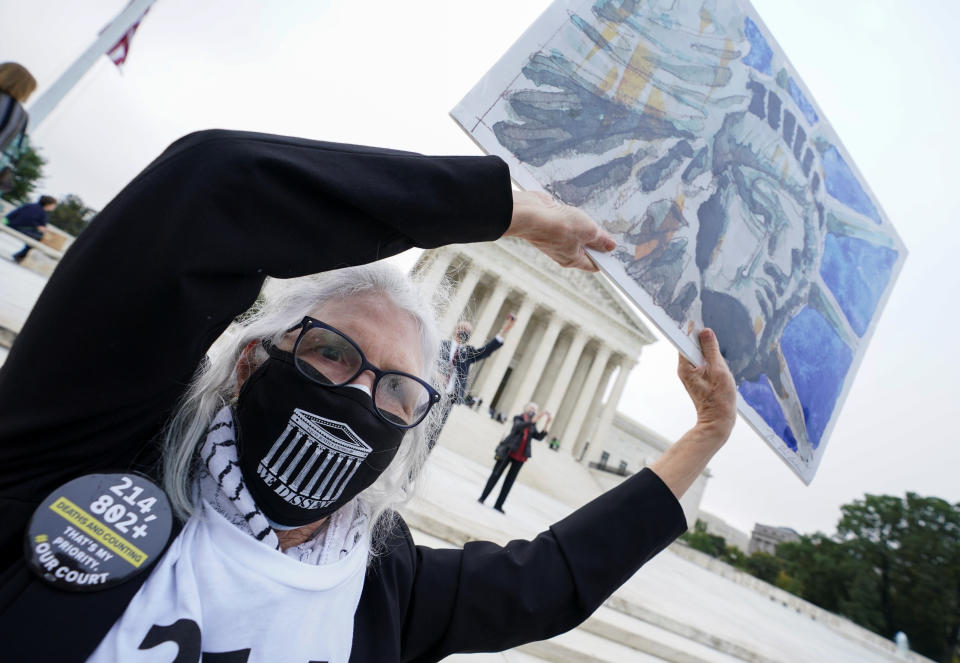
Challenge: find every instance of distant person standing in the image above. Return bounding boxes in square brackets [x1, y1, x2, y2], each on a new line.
[428, 314, 516, 449]
[479, 402, 551, 513]
[0, 63, 37, 192]
[5, 195, 57, 263]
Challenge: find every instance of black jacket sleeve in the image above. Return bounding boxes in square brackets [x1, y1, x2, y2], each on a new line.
[465, 336, 503, 365]
[0, 130, 512, 569]
[397, 467, 687, 662]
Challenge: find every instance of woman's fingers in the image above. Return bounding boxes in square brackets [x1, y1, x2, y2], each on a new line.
[506, 190, 614, 271]
[676, 328, 737, 436]
[698, 329, 724, 372]
[677, 352, 697, 380]
[568, 248, 599, 272]
[581, 220, 616, 252]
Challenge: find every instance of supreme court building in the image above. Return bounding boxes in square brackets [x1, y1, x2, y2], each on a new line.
[412, 237, 710, 523]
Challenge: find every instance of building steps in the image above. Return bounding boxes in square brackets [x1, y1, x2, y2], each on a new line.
[404, 445, 932, 663]
[434, 405, 607, 510]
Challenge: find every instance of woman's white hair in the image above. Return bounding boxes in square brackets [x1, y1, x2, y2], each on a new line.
[161, 262, 445, 555]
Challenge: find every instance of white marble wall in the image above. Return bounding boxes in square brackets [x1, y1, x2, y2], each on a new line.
[413, 240, 655, 452]
[414, 239, 713, 522]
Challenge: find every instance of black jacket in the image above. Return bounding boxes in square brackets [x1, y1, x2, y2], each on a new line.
[0, 130, 686, 661]
[499, 414, 548, 461]
[439, 336, 503, 403]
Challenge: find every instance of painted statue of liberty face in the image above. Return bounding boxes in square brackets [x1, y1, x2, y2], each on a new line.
[485, 2, 833, 462]
[695, 107, 825, 386]
[482, 0, 902, 467]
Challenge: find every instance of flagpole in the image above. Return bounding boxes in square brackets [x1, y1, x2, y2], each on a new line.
[26, 0, 157, 131]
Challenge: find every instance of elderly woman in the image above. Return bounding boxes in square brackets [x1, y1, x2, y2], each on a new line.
[0, 130, 736, 662]
[480, 402, 551, 513]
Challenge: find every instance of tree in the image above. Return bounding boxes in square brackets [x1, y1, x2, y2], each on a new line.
[681, 520, 729, 558]
[774, 569, 803, 595]
[721, 545, 748, 569]
[837, 494, 905, 638]
[889, 494, 960, 662]
[680, 520, 753, 573]
[833, 493, 960, 662]
[742, 552, 783, 585]
[687, 496, 959, 661]
[2, 143, 46, 207]
[778, 534, 857, 615]
[47, 194, 97, 237]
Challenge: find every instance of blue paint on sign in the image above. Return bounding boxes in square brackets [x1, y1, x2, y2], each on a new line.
[821, 145, 883, 224]
[780, 308, 853, 449]
[738, 376, 798, 452]
[787, 77, 819, 125]
[819, 233, 899, 337]
[742, 17, 773, 75]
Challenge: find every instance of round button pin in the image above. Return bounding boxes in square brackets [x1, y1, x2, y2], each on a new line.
[25, 472, 172, 592]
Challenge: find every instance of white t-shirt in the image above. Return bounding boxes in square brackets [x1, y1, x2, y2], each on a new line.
[88, 501, 368, 663]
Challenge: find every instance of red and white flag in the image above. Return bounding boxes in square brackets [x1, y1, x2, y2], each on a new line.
[104, 6, 150, 67]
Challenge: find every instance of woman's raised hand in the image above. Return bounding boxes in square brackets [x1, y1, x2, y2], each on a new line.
[505, 191, 615, 272]
[677, 329, 737, 441]
[649, 329, 737, 499]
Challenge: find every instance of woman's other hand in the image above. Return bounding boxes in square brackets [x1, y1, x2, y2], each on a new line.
[650, 329, 737, 500]
[505, 191, 615, 272]
[677, 328, 737, 441]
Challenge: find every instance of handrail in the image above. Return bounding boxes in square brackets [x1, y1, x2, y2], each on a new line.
[0, 224, 65, 259]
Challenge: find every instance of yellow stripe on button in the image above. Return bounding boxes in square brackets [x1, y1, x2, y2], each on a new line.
[49, 496, 148, 568]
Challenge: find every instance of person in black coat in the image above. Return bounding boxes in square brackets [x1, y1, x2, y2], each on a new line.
[428, 315, 516, 449]
[0, 130, 738, 662]
[479, 402, 552, 513]
[442, 316, 516, 405]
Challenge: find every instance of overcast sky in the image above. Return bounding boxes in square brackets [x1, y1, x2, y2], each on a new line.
[3, 0, 958, 537]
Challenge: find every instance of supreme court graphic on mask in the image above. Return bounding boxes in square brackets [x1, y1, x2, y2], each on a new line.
[257, 408, 373, 511]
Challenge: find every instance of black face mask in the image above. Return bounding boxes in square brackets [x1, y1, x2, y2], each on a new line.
[235, 351, 405, 527]
[455, 331, 469, 344]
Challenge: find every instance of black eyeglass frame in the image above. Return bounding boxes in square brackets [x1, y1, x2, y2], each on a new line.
[273, 316, 441, 430]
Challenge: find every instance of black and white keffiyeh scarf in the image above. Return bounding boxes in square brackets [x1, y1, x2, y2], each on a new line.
[196, 406, 369, 565]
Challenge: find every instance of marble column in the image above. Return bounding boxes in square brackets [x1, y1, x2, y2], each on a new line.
[471, 279, 509, 342]
[586, 358, 635, 461]
[477, 296, 536, 409]
[503, 313, 564, 416]
[466, 279, 511, 396]
[577, 359, 617, 447]
[531, 331, 569, 406]
[416, 249, 455, 305]
[566, 344, 612, 458]
[440, 263, 482, 335]
[541, 327, 588, 420]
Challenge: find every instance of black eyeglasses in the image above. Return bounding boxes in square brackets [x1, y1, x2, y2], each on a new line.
[270, 316, 440, 429]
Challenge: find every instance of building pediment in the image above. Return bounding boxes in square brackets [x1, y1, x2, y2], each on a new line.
[492, 238, 657, 346]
